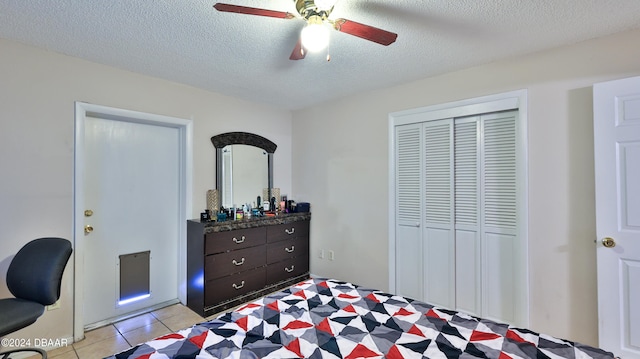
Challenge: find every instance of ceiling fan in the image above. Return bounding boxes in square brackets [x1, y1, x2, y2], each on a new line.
[213, 0, 398, 60]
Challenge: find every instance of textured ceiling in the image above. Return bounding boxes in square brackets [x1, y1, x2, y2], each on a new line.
[1, 0, 640, 110]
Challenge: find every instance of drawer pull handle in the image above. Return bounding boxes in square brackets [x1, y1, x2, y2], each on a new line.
[285, 265, 295, 273]
[285, 245, 295, 253]
[232, 281, 245, 290]
[233, 235, 246, 244]
[232, 258, 245, 266]
[285, 228, 295, 235]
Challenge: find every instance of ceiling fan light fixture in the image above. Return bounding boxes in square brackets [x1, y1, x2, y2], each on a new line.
[300, 21, 330, 52]
[314, 0, 337, 11]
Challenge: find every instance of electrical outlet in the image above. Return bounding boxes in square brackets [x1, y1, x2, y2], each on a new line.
[328, 250, 335, 261]
[319, 249, 325, 259]
[47, 300, 60, 311]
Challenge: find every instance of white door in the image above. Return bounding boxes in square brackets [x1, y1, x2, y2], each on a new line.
[82, 115, 180, 326]
[594, 75, 640, 357]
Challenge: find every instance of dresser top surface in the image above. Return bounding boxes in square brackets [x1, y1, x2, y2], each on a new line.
[189, 212, 310, 233]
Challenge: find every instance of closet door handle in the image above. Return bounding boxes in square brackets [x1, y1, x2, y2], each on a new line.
[285, 228, 295, 235]
[233, 235, 246, 244]
[232, 281, 245, 290]
[285, 245, 295, 253]
[232, 258, 245, 266]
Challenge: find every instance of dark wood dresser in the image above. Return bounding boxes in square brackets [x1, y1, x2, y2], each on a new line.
[186, 212, 310, 317]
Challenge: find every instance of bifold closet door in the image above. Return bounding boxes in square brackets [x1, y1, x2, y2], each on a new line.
[394, 123, 423, 300]
[480, 111, 518, 323]
[422, 119, 455, 309]
[451, 112, 518, 321]
[453, 117, 481, 316]
[394, 110, 519, 324]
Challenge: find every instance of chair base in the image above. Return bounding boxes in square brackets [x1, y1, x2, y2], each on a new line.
[0, 347, 47, 358]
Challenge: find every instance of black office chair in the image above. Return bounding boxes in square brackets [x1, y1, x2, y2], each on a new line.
[0, 237, 72, 359]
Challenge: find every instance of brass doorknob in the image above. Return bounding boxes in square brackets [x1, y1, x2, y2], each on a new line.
[84, 209, 94, 217]
[602, 237, 616, 248]
[84, 225, 94, 234]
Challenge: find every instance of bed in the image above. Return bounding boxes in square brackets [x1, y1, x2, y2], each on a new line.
[107, 278, 614, 359]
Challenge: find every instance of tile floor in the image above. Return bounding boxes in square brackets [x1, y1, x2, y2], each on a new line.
[39, 304, 207, 359]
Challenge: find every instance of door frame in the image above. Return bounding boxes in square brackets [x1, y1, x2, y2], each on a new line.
[73, 102, 193, 341]
[387, 89, 529, 326]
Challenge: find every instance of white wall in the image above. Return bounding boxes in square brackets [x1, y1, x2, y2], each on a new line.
[0, 38, 292, 344]
[292, 28, 640, 346]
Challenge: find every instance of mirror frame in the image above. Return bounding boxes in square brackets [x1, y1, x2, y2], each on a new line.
[211, 132, 277, 210]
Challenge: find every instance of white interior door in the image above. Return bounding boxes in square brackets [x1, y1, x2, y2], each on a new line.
[82, 115, 180, 327]
[594, 75, 640, 357]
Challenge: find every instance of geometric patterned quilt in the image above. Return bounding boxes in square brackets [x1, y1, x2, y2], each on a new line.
[106, 278, 614, 359]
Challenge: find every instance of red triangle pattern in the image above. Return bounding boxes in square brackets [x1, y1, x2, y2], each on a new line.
[408, 324, 425, 337]
[345, 344, 381, 359]
[365, 293, 380, 303]
[266, 300, 279, 312]
[343, 304, 357, 313]
[425, 309, 442, 319]
[236, 316, 248, 331]
[188, 332, 208, 348]
[316, 317, 334, 335]
[237, 303, 261, 311]
[283, 320, 314, 330]
[293, 290, 307, 299]
[386, 345, 405, 359]
[393, 308, 414, 316]
[154, 333, 184, 340]
[470, 330, 502, 342]
[285, 338, 304, 358]
[506, 329, 532, 345]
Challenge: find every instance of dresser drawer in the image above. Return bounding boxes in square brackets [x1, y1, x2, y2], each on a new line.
[206, 245, 266, 280]
[266, 255, 309, 284]
[205, 227, 266, 254]
[266, 220, 310, 243]
[266, 237, 309, 264]
[205, 267, 266, 306]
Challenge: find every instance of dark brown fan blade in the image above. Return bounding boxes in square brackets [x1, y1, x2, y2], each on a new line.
[289, 39, 306, 60]
[213, 3, 295, 19]
[333, 19, 397, 46]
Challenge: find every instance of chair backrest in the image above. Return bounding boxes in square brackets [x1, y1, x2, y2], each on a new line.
[6, 237, 73, 306]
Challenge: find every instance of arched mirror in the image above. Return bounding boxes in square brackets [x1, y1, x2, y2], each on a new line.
[211, 132, 277, 210]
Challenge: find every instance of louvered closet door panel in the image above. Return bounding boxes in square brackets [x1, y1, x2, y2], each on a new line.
[454, 118, 481, 316]
[394, 124, 423, 299]
[423, 119, 455, 309]
[424, 120, 453, 225]
[483, 114, 517, 231]
[454, 119, 479, 226]
[481, 111, 518, 323]
[396, 124, 422, 227]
